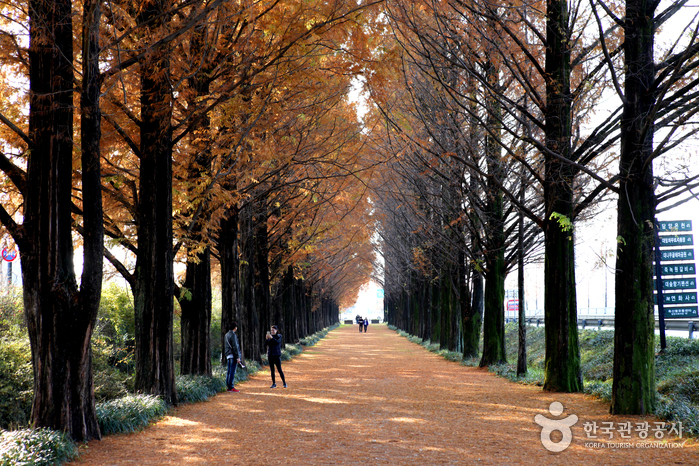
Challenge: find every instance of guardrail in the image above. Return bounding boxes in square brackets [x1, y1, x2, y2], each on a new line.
[506, 316, 699, 339]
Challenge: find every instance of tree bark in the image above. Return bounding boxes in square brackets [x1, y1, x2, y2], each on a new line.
[179, 247, 212, 375]
[611, 0, 657, 414]
[517, 193, 527, 376]
[239, 202, 261, 361]
[19, 0, 103, 441]
[542, 0, 582, 392]
[219, 207, 241, 364]
[463, 269, 483, 358]
[480, 254, 506, 366]
[134, 0, 177, 404]
[480, 54, 507, 367]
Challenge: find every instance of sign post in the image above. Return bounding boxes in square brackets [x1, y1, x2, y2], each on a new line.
[654, 226, 667, 349]
[655, 220, 697, 350]
[1, 247, 17, 286]
[1, 248, 17, 262]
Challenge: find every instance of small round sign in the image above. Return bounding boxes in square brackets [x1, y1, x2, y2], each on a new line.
[1, 248, 17, 262]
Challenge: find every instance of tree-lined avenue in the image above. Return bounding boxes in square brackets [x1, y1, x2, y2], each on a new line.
[74, 324, 697, 465]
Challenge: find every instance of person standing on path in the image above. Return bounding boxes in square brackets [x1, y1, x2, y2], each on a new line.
[363, 317, 369, 333]
[265, 325, 287, 388]
[357, 316, 364, 332]
[224, 322, 241, 392]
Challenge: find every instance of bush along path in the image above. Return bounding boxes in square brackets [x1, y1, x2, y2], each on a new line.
[0, 326, 336, 466]
[71, 324, 697, 465]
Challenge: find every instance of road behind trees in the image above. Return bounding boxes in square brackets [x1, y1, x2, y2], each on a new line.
[74, 324, 697, 465]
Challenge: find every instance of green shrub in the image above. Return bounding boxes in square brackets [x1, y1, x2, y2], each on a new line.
[504, 322, 546, 369]
[285, 344, 302, 357]
[93, 283, 135, 374]
[0, 428, 77, 466]
[659, 337, 699, 357]
[92, 366, 132, 402]
[584, 379, 613, 401]
[96, 284, 135, 348]
[0, 338, 33, 429]
[658, 369, 699, 405]
[579, 330, 614, 381]
[96, 394, 167, 435]
[301, 325, 338, 345]
[656, 394, 699, 436]
[0, 287, 24, 338]
[299, 333, 322, 346]
[437, 349, 463, 362]
[422, 341, 439, 352]
[407, 335, 422, 345]
[298, 335, 317, 346]
[177, 375, 226, 404]
[461, 356, 480, 367]
[655, 337, 699, 382]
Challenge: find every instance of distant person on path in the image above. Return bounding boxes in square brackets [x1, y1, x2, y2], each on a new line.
[357, 316, 364, 332]
[265, 325, 287, 388]
[224, 322, 241, 392]
[363, 317, 369, 332]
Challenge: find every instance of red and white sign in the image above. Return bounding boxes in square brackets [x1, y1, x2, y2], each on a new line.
[507, 299, 519, 313]
[1, 248, 17, 262]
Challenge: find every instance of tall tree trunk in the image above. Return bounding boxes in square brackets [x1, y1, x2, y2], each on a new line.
[517, 190, 527, 376]
[611, 0, 657, 414]
[255, 205, 271, 335]
[463, 77, 482, 358]
[542, 0, 582, 392]
[20, 0, 103, 441]
[239, 202, 261, 361]
[457, 249, 470, 355]
[430, 276, 440, 344]
[464, 269, 484, 357]
[179, 247, 212, 375]
[219, 207, 240, 364]
[134, 0, 177, 404]
[480, 258, 506, 366]
[480, 54, 506, 367]
[179, 23, 215, 375]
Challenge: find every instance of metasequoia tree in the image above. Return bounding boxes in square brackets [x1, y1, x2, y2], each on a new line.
[370, 3, 543, 360]
[601, 0, 699, 414]
[381, 0, 623, 391]
[97, 0, 380, 367]
[0, 0, 104, 440]
[233, 68, 376, 359]
[365, 27, 472, 349]
[131, 0, 179, 403]
[382, 0, 699, 401]
[0, 0, 378, 435]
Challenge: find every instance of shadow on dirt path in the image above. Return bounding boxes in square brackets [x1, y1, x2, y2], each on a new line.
[74, 324, 697, 465]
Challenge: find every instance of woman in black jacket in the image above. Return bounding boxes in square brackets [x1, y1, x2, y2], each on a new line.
[265, 325, 287, 388]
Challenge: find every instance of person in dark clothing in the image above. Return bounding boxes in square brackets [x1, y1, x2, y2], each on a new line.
[224, 322, 241, 392]
[265, 325, 287, 388]
[357, 316, 364, 332]
[363, 317, 369, 333]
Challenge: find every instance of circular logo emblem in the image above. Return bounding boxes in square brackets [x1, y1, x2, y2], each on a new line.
[1, 248, 17, 262]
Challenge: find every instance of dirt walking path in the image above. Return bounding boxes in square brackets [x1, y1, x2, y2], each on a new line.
[74, 324, 697, 465]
